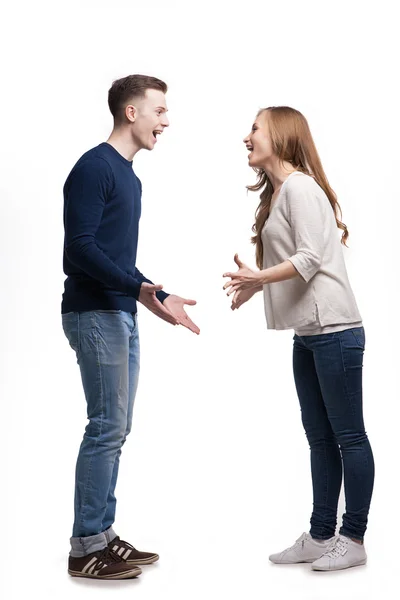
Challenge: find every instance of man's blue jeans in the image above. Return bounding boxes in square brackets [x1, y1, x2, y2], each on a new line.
[62, 310, 139, 557]
[292, 326, 374, 541]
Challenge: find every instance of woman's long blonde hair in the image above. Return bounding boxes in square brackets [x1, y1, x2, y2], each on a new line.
[249, 107, 348, 269]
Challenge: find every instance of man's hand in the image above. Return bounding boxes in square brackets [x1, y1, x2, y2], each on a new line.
[138, 283, 179, 326]
[163, 294, 200, 335]
[223, 254, 263, 295]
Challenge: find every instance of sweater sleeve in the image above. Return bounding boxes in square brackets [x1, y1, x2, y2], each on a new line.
[285, 178, 325, 283]
[64, 158, 142, 299]
[134, 266, 170, 303]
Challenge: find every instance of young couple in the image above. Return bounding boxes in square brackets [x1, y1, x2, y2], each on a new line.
[61, 74, 374, 579]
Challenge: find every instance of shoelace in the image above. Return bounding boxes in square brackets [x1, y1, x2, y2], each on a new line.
[288, 532, 309, 551]
[324, 537, 348, 558]
[93, 546, 123, 571]
[113, 536, 136, 550]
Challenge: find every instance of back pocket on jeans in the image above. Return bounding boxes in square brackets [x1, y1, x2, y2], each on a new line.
[351, 328, 365, 349]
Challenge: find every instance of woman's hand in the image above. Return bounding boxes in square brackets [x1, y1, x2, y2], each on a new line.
[223, 254, 263, 296]
[230, 286, 262, 310]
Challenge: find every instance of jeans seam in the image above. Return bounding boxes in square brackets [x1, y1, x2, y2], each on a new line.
[337, 332, 371, 539]
[337, 334, 357, 422]
[77, 312, 81, 359]
[322, 439, 329, 536]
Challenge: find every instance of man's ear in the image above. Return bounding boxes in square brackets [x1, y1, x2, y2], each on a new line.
[125, 104, 137, 123]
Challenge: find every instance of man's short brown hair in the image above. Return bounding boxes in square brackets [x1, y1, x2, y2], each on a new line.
[108, 74, 168, 122]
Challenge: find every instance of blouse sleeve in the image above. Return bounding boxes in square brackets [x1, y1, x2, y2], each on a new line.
[285, 178, 326, 283]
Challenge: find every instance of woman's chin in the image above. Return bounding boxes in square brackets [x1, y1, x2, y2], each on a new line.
[248, 154, 259, 168]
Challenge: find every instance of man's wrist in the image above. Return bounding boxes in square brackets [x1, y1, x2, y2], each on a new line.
[156, 290, 170, 303]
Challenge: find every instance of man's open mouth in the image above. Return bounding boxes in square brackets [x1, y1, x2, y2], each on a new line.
[153, 130, 162, 142]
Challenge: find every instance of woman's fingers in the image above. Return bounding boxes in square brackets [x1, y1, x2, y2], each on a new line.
[227, 285, 240, 296]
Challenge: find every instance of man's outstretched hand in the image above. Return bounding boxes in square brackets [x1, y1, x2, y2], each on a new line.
[138, 284, 200, 334]
[138, 283, 179, 326]
[164, 294, 200, 335]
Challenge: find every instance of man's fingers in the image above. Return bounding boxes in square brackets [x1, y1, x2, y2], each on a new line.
[155, 308, 178, 324]
[174, 310, 200, 334]
[152, 305, 175, 323]
[159, 308, 180, 325]
[185, 317, 200, 335]
[150, 298, 180, 324]
[141, 282, 164, 293]
[184, 316, 200, 334]
[180, 318, 200, 334]
[184, 299, 197, 306]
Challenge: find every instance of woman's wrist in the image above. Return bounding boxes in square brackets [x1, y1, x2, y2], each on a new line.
[258, 269, 270, 285]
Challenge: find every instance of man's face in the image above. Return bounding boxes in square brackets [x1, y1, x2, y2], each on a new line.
[129, 89, 169, 150]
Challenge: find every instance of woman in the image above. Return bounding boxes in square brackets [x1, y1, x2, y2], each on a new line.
[222, 107, 374, 572]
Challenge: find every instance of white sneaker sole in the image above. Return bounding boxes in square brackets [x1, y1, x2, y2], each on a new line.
[312, 558, 367, 571]
[270, 558, 318, 564]
[68, 567, 142, 579]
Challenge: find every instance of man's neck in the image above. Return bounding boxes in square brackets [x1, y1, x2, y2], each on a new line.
[106, 127, 140, 162]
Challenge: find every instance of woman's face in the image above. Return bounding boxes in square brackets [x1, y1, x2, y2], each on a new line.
[243, 111, 275, 168]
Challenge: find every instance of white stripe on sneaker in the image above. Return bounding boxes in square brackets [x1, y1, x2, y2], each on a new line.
[113, 545, 119, 552]
[82, 557, 97, 573]
[93, 564, 107, 576]
[123, 549, 132, 560]
[118, 548, 125, 556]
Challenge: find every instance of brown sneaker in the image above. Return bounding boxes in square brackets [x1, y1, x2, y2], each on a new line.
[68, 546, 142, 579]
[109, 536, 159, 565]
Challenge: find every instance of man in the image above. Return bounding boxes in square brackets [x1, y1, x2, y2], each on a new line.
[62, 74, 199, 580]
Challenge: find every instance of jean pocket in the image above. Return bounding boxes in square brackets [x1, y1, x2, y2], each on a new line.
[62, 314, 80, 357]
[350, 327, 365, 349]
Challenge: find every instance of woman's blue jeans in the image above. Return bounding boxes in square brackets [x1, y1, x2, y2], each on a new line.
[292, 326, 374, 541]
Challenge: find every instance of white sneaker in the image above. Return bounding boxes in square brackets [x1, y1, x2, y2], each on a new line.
[311, 534, 367, 571]
[269, 532, 336, 564]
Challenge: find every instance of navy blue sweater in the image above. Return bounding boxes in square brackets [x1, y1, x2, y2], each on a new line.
[62, 142, 168, 314]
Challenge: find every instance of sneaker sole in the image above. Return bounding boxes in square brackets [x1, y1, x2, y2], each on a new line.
[68, 567, 142, 580]
[312, 558, 367, 571]
[270, 559, 317, 564]
[126, 554, 159, 566]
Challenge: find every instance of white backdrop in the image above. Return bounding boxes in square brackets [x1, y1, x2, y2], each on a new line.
[1, 1, 399, 599]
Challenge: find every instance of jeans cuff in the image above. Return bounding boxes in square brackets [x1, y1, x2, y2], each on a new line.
[70, 526, 118, 558]
[339, 527, 364, 542]
[105, 526, 118, 544]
